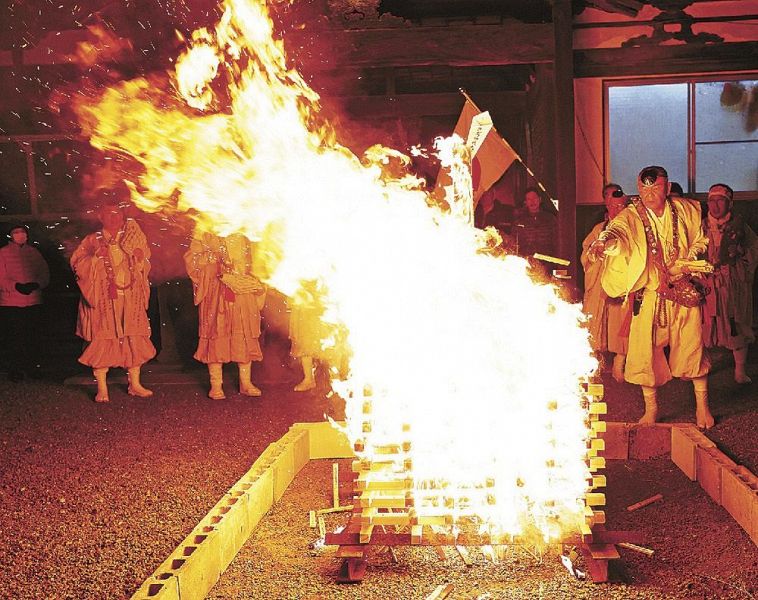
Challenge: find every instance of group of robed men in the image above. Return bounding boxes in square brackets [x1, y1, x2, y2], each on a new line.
[582, 165, 758, 429]
[18, 166, 752, 424]
[69, 204, 321, 402]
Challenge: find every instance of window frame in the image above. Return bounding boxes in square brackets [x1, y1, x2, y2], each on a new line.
[603, 73, 758, 203]
[0, 134, 87, 220]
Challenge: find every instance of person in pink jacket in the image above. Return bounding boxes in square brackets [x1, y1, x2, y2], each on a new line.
[0, 224, 50, 381]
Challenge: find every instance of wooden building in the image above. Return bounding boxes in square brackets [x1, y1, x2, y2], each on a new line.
[0, 0, 756, 313]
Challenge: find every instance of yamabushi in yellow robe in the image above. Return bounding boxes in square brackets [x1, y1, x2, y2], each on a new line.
[600, 197, 710, 387]
[184, 232, 264, 365]
[71, 219, 156, 369]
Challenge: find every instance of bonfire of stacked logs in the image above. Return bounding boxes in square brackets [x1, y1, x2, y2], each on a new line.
[325, 381, 644, 583]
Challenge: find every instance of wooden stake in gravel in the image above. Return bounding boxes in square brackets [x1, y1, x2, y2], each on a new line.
[332, 462, 340, 509]
[455, 545, 473, 566]
[626, 493, 663, 512]
[426, 583, 454, 600]
[317, 504, 354, 515]
[618, 542, 655, 557]
[482, 545, 498, 564]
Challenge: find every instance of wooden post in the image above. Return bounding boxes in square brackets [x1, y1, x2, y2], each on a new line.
[551, 0, 578, 291]
[154, 283, 183, 366]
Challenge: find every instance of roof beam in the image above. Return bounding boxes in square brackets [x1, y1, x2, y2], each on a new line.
[574, 41, 758, 77]
[290, 21, 553, 70]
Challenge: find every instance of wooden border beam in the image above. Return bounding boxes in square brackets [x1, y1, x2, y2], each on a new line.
[324, 91, 525, 119]
[575, 42, 758, 78]
[290, 22, 553, 70]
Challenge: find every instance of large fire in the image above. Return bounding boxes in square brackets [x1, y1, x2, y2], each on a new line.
[75, 0, 598, 543]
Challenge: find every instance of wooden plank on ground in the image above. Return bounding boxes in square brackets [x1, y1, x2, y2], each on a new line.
[425, 583, 454, 600]
[456, 545, 473, 566]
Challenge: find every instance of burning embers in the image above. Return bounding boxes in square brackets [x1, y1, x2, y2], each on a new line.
[74, 0, 599, 547]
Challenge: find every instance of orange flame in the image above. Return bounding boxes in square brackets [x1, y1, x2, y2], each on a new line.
[75, 0, 598, 543]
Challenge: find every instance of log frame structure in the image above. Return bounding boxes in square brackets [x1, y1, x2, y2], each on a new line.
[323, 382, 627, 584]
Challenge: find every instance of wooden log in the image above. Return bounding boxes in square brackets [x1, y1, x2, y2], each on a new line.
[355, 477, 413, 491]
[416, 515, 454, 526]
[481, 544, 498, 564]
[592, 475, 607, 489]
[626, 493, 663, 512]
[580, 522, 593, 543]
[336, 545, 367, 558]
[358, 512, 412, 526]
[591, 529, 646, 545]
[425, 583, 454, 600]
[332, 463, 340, 509]
[575, 42, 758, 79]
[336, 557, 367, 584]
[618, 542, 655, 557]
[317, 505, 354, 515]
[587, 543, 620, 560]
[289, 22, 554, 70]
[455, 545, 473, 566]
[411, 525, 423, 545]
[356, 496, 411, 509]
[359, 524, 374, 544]
[579, 545, 609, 583]
[326, 91, 526, 121]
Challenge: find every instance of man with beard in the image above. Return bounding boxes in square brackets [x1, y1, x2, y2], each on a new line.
[587, 166, 714, 428]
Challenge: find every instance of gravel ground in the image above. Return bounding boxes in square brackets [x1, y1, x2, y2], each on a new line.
[0, 371, 336, 600]
[210, 457, 758, 600]
[0, 349, 755, 599]
[600, 348, 758, 473]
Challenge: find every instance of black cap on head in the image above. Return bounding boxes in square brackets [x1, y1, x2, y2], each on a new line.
[602, 183, 622, 197]
[638, 165, 668, 186]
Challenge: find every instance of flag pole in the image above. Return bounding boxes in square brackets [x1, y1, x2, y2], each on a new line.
[459, 88, 559, 211]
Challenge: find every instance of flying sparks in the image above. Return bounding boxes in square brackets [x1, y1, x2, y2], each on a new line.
[74, 0, 598, 543]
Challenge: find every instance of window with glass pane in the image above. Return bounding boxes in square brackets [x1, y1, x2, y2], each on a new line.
[0, 143, 31, 215]
[695, 80, 758, 192]
[608, 83, 688, 194]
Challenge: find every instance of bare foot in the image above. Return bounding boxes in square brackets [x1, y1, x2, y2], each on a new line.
[128, 385, 153, 398]
[94, 392, 109, 403]
[696, 410, 715, 430]
[637, 411, 657, 425]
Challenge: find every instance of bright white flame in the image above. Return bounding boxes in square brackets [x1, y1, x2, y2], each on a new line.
[75, 0, 598, 543]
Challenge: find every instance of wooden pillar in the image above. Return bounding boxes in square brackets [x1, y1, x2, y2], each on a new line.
[551, 0, 578, 287]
